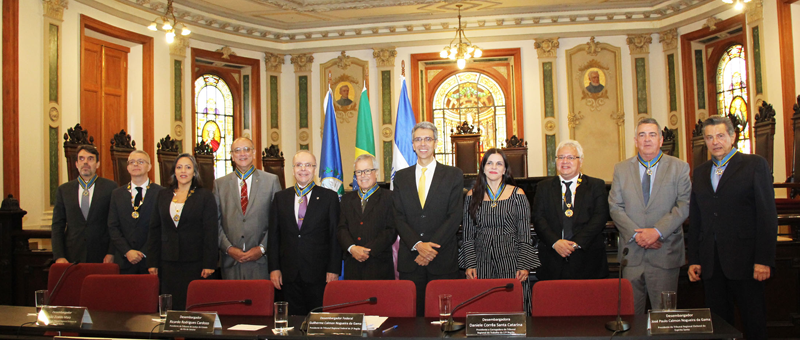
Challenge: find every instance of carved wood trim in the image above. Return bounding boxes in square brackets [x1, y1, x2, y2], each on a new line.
[80, 15, 155, 181]
[3, 0, 19, 198]
[778, 0, 797, 178]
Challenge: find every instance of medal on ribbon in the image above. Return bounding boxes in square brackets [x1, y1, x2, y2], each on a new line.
[79, 175, 98, 197]
[713, 149, 738, 176]
[235, 165, 255, 182]
[637, 151, 663, 176]
[128, 182, 151, 219]
[358, 184, 378, 204]
[295, 182, 315, 204]
[487, 182, 506, 208]
[563, 175, 582, 217]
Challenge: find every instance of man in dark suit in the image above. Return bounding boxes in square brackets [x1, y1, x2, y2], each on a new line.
[609, 118, 690, 314]
[338, 154, 396, 280]
[108, 150, 163, 274]
[532, 140, 609, 280]
[688, 115, 777, 340]
[269, 151, 341, 315]
[393, 121, 464, 316]
[52, 145, 117, 264]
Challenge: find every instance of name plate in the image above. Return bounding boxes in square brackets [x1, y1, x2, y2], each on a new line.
[648, 308, 714, 334]
[37, 306, 92, 327]
[164, 311, 221, 333]
[465, 313, 526, 337]
[306, 313, 364, 336]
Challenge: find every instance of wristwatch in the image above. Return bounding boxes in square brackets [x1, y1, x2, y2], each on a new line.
[259, 245, 266, 255]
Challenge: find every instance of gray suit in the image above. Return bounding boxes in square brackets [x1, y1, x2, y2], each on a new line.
[609, 154, 690, 314]
[215, 169, 281, 279]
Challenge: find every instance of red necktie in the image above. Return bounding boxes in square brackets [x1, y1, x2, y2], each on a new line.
[240, 181, 248, 214]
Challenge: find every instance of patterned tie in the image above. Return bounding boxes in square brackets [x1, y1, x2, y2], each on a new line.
[240, 181, 248, 214]
[418, 168, 427, 208]
[642, 170, 651, 206]
[134, 187, 143, 207]
[562, 181, 573, 240]
[81, 190, 90, 219]
[361, 199, 367, 213]
[297, 196, 308, 229]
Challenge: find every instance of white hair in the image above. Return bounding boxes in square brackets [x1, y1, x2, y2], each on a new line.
[556, 139, 585, 160]
[354, 154, 380, 170]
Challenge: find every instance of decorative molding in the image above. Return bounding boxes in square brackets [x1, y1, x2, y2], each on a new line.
[291, 53, 314, 72]
[746, 0, 763, 23]
[702, 17, 721, 31]
[534, 37, 559, 59]
[585, 36, 602, 56]
[43, 0, 68, 21]
[265, 52, 285, 73]
[626, 34, 652, 55]
[568, 111, 584, 128]
[215, 46, 236, 59]
[169, 35, 189, 57]
[372, 47, 397, 68]
[336, 51, 351, 69]
[659, 28, 678, 51]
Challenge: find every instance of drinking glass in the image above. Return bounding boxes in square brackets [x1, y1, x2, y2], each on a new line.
[34, 290, 49, 313]
[274, 301, 289, 330]
[438, 294, 452, 324]
[159, 294, 172, 319]
[661, 291, 677, 310]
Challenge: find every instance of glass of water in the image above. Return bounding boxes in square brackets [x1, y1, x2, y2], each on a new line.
[438, 294, 452, 324]
[159, 294, 172, 320]
[34, 290, 49, 313]
[274, 301, 289, 330]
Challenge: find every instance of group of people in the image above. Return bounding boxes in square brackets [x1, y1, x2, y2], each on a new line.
[51, 116, 776, 339]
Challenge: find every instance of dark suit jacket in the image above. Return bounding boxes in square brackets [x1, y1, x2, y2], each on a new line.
[688, 152, 777, 280]
[107, 182, 164, 270]
[268, 186, 342, 283]
[393, 163, 464, 275]
[145, 187, 218, 269]
[51, 177, 117, 263]
[532, 175, 609, 280]
[337, 188, 396, 279]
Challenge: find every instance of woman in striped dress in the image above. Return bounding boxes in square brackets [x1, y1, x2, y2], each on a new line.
[459, 148, 540, 315]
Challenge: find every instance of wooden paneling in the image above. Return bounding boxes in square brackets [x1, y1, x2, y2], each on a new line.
[3, 0, 19, 198]
[778, 0, 797, 178]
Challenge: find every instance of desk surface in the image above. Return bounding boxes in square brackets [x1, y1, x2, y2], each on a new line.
[0, 306, 742, 339]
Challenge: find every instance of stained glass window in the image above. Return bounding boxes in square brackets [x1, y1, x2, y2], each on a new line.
[195, 74, 234, 178]
[716, 44, 750, 153]
[431, 72, 506, 165]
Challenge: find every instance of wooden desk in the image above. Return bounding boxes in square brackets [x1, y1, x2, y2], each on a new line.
[0, 306, 742, 339]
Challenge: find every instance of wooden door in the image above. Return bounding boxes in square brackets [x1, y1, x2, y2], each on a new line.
[80, 36, 128, 178]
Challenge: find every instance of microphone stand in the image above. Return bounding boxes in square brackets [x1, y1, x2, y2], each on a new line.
[186, 299, 252, 311]
[441, 284, 514, 333]
[606, 248, 630, 332]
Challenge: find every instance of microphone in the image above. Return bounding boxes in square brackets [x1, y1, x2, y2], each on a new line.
[606, 247, 630, 332]
[186, 299, 252, 311]
[300, 297, 377, 333]
[442, 283, 514, 332]
[48, 262, 79, 305]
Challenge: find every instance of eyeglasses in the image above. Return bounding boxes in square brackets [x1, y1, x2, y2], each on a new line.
[354, 169, 377, 176]
[413, 137, 435, 143]
[556, 155, 581, 161]
[231, 147, 253, 154]
[127, 159, 149, 165]
[294, 163, 316, 169]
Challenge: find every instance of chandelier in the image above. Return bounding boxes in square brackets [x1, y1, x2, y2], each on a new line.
[147, 0, 190, 44]
[722, 0, 751, 11]
[439, 5, 482, 70]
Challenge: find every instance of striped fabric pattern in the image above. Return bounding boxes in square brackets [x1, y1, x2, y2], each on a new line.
[459, 187, 541, 314]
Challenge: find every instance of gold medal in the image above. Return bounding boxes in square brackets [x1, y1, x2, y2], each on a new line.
[82, 190, 89, 197]
[132, 211, 140, 219]
[173, 214, 180, 222]
[715, 168, 724, 176]
[646, 168, 653, 176]
[491, 202, 497, 208]
[565, 209, 574, 217]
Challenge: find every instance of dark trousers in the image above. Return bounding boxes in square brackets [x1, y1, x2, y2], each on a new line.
[400, 265, 460, 316]
[119, 260, 149, 274]
[704, 248, 767, 340]
[281, 279, 326, 316]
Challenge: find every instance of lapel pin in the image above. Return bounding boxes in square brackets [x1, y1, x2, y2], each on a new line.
[316, 197, 319, 200]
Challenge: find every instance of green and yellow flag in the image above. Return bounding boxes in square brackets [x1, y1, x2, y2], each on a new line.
[353, 83, 375, 191]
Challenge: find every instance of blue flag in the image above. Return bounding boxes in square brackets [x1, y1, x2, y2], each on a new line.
[320, 86, 344, 198]
[391, 76, 418, 190]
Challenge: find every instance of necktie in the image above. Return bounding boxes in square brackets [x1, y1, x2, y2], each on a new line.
[418, 168, 427, 208]
[361, 199, 367, 213]
[642, 170, 651, 206]
[134, 187, 143, 207]
[240, 181, 248, 214]
[297, 196, 307, 229]
[712, 168, 722, 192]
[562, 181, 573, 240]
[81, 189, 90, 219]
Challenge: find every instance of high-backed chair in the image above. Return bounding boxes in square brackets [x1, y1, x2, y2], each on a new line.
[262, 144, 286, 189]
[62, 124, 95, 181]
[502, 135, 528, 178]
[691, 119, 708, 175]
[186, 280, 274, 316]
[194, 141, 216, 191]
[322, 280, 416, 317]
[753, 101, 776, 170]
[156, 135, 181, 187]
[47, 263, 119, 307]
[109, 129, 136, 187]
[531, 279, 634, 317]
[424, 279, 523, 318]
[79, 274, 158, 313]
[660, 127, 677, 156]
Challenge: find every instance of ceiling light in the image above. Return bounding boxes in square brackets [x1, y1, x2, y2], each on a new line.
[439, 5, 482, 70]
[146, 0, 190, 44]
